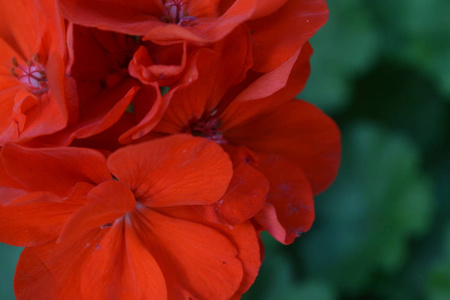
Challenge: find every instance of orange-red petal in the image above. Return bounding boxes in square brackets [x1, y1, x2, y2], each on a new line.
[0, 181, 93, 247]
[225, 99, 341, 194]
[79, 218, 167, 300]
[254, 154, 315, 244]
[108, 134, 232, 207]
[220, 43, 312, 130]
[0, 192, 74, 247]
[250, 0, 328, 72]
[131, 206, 244, 299]
[2, 143, 111, 196]
[162, 206, 262, 297]
[58, 180, 136, 244]
[195, 145, 268, 226]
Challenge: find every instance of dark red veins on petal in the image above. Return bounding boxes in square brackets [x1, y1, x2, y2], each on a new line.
[10, 55, 48, 94]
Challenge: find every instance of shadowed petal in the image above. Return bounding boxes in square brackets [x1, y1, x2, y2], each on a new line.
[195, 145, 268, 226]
[254, 154, 315, 244]
[250, 0, 328, 72]
[225, 100, 341, 194]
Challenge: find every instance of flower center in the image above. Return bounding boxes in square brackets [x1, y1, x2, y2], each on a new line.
[162, 0, 198, 26]
[191, 117, 227, 144]
[10, 55, 48, 94]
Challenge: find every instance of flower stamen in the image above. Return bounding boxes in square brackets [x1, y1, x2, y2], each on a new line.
[162, 0, 198, 26]
[11, 55, 48, 94]
[191, 118, 227, 144]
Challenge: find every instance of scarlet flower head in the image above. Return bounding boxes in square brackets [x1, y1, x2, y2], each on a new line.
[0, 0, 76, 146]
[0, 0, 340, 297]
[144, 42, 341, 244]
[0, 135, 261, 299]
[56, 0, 278, 44]
[57, 0, 328, 72]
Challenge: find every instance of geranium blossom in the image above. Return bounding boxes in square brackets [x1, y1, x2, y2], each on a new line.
[57, 0, 328, 71]
[0, 135, 261, 299]
[0, 0, 76, 145]
[0, 0, 340, 297]
[141, 42, 341, 244]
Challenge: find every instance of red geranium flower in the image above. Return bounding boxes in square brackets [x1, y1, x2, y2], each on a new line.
[0, 135, 260, 299]
[0, 0, 76, 145]
[141, 42, 341, 244]
[57, 0, 285, 44]
[120, 25, 252, 144]
[56, 0, 328, 72]
[30, 24, 143, 147]
[31, 23, 252, 150]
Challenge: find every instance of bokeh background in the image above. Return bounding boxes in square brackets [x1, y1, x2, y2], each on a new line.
[244, 0, 450, 299]
[1, 0, 450, 299]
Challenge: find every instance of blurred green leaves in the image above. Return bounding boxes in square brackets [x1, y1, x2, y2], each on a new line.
[298, 123, 433, 296]
[300, 0, 450, 115]
[246, 122, 436, 300]
[0, 244, 21, 300]
[243, 233, 338, 300]
[370, 0, 450, 97]
[249, 0, 450, 298]
[299, 0, 381, 113]
[427, 224, 450, 300]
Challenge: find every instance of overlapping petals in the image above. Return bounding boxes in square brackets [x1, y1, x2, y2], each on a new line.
[0, 0, 76, 145]
[0, 0, 340, 298]
[149, 41, 340, 243]
[57, 0, 290, 45]
[1, 135, 260, 299]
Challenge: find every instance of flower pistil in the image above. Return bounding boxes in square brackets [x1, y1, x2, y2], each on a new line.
[10, 54, 48, 94]
[162, 0, 198, 26]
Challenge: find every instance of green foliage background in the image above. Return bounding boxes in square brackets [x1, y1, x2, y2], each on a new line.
[1, 1, 449, 299]
[245, 0, 450, 299]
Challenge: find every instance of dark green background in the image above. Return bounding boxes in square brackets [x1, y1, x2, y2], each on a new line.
[1, 0, 450, 299]
[245, 0, 450, 299]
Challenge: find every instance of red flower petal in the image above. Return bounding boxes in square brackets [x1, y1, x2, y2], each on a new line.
[162, 206, 262, 297]
[224, 221, 261, 298]
[0, 155, 22, 190]
[14, 231, 106, 300]
[0, 182, 93, 247]
[57, 0, 161, 36]
[108, 134, 233, 207]
[253, 154, 315, 244]
[196, 145, 268, 226]
[131, 206, 244, 299]
[58, 180, 136, 244]
[2, 143, 111, 196]
[0, 192, 74, 247]
[79, 218, 167, 300]
[249, 0, 288, 19]
[70, 79, 139, 140]
[129, 42, 187, 86]
[119, 84, 167, 143]
[225, 100, 341, 194]
[221, 43, 312, 130]
[125, 26, 251, 141]
[0, 0, 71, 145]
[250, 0, 328, 72]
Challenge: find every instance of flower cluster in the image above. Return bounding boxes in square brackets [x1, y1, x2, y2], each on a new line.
[0, 0, 340, 299]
